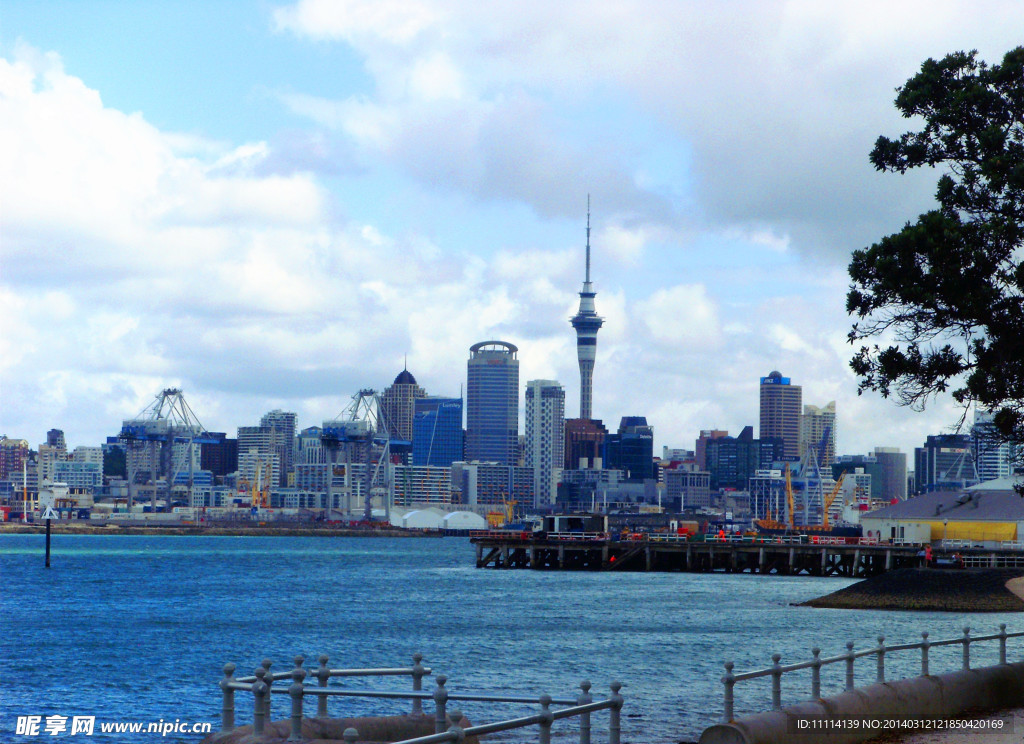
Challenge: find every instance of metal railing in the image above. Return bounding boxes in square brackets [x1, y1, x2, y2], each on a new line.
[219, 653, 623, 744]
[962, 555, 1024, 568]
[546, 532, 610, 541]
[720, 624, 1023, 722]
[468, 530, 534, 539]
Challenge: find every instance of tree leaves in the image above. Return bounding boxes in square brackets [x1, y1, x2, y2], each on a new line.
[848, 46, 1024, 448]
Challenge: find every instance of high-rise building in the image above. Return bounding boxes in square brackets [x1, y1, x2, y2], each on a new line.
[390, 464, 453, 507]
[46, 429, 66, 450]
[800, 401, 836, 468]
[238, 423, 283, 487]
[413, 397, 464, 468]
[0, 437, 30, 483]
[569, 202, 604, 420]
[525, 380, 565, 507]
[380, 367, 426, 443]
[695, 430, 728, 471]
[972, 410, 1017, 483]
[200, 433, 238, 478]
[705, 426, 785, 491]
[871, 447, 908, 501]
[914, 434, 979, 493]
[759, 371, 802, 461]
[465, 341, 519, 466]
[260, 410, 297, 486]
[665, 465, 712, 511]
[604, 416, 655, 482]
[297, 427, 325, 465]
[451, 461, 533, 506]
[564, 418, 607, 470]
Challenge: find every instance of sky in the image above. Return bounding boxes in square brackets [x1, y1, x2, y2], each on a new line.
[1, 1, 1021, 460]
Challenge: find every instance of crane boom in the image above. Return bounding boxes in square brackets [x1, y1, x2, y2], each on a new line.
[822, 472, 845, 529]
[785, 467, 795, 530]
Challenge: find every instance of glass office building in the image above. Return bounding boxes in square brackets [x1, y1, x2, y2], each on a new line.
[466, 341, 519, 466]
[412, 397, 464, 467]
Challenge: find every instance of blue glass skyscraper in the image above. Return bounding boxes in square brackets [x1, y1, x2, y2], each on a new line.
[412, 397, 464, 467]
[466, 341, 519, 466]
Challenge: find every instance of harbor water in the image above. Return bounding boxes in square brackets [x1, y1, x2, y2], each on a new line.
[2, 534, 1022, 743]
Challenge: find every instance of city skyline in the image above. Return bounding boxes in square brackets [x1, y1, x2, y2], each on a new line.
[4, 3, 1023, 459]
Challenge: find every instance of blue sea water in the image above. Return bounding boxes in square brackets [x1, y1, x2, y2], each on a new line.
[2, 534, 1022, 743]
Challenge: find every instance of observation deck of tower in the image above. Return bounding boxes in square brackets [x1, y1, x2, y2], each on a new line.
[569, 199, 604, 420]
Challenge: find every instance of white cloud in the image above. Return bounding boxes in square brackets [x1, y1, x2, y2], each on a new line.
[635, 284, 720, 346]
[2, 14, 998, 464]
[272, 0, 1024, 261]
[273, 0, 439, 45]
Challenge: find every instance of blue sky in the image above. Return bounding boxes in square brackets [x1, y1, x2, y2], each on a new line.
[2, 1, 1022, 460]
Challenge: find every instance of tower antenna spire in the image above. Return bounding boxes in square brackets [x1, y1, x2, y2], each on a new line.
[585, 194, 591, 284]
[570, 194, 603, 420]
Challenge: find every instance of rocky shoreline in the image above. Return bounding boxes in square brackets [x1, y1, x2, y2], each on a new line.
[0, 523, 441, 538]
[800, 568, 1024, 612]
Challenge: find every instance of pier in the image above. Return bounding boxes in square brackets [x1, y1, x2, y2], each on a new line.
[471, 533, 930, 578]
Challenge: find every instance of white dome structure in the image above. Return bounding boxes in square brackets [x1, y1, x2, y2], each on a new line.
[402, 510, 444, 530]
[442, 511, 487, 531]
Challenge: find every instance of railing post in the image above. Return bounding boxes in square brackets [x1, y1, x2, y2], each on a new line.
[722, 662, 735, 723]
[433, 675, 449, 734]
[220, 663, 236, 732]
[609, 681, 623, 744]
[845, 642, 855, 691]
[288, 661, 307, 742]
[876, 636, 886, 683]
[412, 652, 426, 715]
[811, 648, 821, 699]
[262, 659, 274, 721]
[1000, 624, 1008, 665]
[962, 627, 971, 670]
[921, 632, 930, 676]
[577, 680, 593, 744]
[538, 696, 553, 744]
[770, 654, 782, 710]
[447, 708, 466, 744]
[253, 668, 267, 735]
[316, 654, 330, 718]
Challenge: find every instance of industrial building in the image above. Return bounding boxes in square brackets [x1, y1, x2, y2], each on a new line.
[860, 477, 1024, 547]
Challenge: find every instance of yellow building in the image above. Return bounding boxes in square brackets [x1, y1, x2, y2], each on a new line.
[860, 478, 1024, 547]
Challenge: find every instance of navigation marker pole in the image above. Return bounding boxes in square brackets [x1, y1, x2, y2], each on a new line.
[39, 485, 58, 569]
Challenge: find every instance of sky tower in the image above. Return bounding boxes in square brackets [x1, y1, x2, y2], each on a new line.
[570, 198, 604, 420]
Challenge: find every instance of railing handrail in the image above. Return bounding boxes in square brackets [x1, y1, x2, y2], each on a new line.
[546, 532, 609, 540]
[721, 624, 1020, 722]
[219, 654, 624, 744]
[235, 665, 428, 684]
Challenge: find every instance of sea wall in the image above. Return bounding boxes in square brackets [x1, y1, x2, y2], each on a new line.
[699, 660, 1024, 744]
[0, 523, 436, 538]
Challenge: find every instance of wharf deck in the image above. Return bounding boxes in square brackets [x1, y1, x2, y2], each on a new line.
[471, 535, 925, 577]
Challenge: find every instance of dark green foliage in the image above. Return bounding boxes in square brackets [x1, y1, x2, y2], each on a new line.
[103, 446, 126, 479]
[848, 47, 1024, 445]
